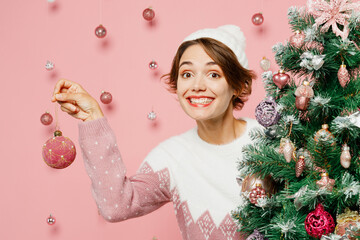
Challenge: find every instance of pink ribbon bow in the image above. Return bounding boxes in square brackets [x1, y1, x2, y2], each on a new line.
[307, 0, 360, 40]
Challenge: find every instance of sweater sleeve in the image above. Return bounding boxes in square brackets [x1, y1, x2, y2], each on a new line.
[78, 117, 172, 222]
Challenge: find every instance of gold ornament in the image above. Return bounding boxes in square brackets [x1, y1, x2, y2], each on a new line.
[241, 174, 277, 197]
[335, 208, 360, 239]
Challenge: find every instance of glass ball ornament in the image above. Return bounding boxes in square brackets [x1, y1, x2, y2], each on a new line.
[100, 91, 112, 104]
[249, 183, 266, 204]
[42, 130, 76, 169]
[147, 111, 157, 120]
[45, 60, 54, 71]
[255, 97, 281, 127]
[260, 57, 270, 71]
[95, 24, 107, 38]
[149, 60, 158, 70]
[143, 7, 155, 21]
[305, 203, 335, 238]
[252, 13, 264, 25]
[40, 112, 53, 125]
[47, 214, 56, 225]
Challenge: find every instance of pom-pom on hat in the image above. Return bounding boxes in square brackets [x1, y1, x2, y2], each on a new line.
[182, 25, 248, 69]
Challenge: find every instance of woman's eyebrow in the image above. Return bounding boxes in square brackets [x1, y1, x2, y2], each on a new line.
[179, 61, 193, 68]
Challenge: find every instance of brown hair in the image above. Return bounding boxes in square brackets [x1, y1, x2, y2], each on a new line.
[163, 38, 256, 110]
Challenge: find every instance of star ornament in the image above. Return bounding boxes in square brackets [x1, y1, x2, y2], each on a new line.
[307, 0, 360, 40]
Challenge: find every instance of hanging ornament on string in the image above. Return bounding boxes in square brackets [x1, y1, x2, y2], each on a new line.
[45, 60, 54, 71]
[40, 112, 53, 125]
[334, 208, 360, 239]
[340, 143, 351, 168]
[305, 203, 335, 238]
[338, 63, 350, 88]
[47, 214, 56, 225]
[272, 70, 290, 89]
[147, 110, 157, 120]
[289, 30, 305, 48]
[316, 172, 335, 191]
[295, 155, 306, 177]
[42, 130, 76, 169]
[295, 80, 314, 111]
[314, 124, 335, 144]
[251, 13, 264, 25]
[279, 138, 295, 163]
[260, 57, 270, 71]
[255, 97, 281, 127]
[95, 24, 107, 38]
[100, 91, 112, 104]
[149, 60, 158, 70]
[143, 7, 155, 21]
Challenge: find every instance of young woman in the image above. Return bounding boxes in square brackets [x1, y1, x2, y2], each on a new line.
[52, 25, 260, 240]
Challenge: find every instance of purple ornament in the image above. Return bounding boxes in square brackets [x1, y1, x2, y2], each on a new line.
[100, 91, 112, 104]
[255, 97, 281, 127]
[246, 229, 267, 240]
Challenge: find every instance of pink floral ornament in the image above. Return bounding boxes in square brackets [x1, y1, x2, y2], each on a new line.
[307, 0, 360, 40]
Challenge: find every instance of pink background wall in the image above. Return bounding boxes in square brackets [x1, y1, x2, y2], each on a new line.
[0, 0, 306, 239]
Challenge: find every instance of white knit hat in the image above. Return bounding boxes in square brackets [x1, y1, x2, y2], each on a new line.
[182, 25, 248, 69]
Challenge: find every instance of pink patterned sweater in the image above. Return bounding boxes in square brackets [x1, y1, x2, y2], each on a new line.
[78, 117, 261, 240]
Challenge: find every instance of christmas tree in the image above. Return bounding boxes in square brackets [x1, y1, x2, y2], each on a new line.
[232, 0, 360, 239]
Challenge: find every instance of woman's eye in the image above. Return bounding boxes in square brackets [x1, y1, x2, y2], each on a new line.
[182, 72, 192, 78]
[210, 72, 220, 78]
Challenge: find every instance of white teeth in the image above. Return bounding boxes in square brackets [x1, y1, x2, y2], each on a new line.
[190, 98, 213, 104]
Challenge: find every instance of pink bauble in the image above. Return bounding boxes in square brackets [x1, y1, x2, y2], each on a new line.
[290, 31, 305, 48]
[272, 70, 290, 89]
[143, 8, 155, 21]
[338, 64, 350, 87]
[249, 184, 266, 204]
[305, 203, 335, 238]
[100, 91, 112, 104]
[40, 112, 53, 125]
[296, 96, 310, 111]
[95, 24, 107, 38]
[47, 214, 56, 225]
[305, 41, 324, 53]
[149, 60, 158, 70]
[42, 130, 76, 169]
[252, 13, 264, 25]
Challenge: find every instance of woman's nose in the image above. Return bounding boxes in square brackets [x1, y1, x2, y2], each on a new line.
[192, 76, 206, 91]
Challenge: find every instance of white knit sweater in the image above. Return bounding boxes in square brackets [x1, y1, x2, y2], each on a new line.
[78, 117, 262, 240]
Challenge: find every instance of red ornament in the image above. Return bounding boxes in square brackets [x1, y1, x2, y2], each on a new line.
[252, 13, 264, 25]
[290, 30, 305, 48]
[95, 24, 107, 38]
[338, 64, 350, 87]
[143, 8, 155, 21]
[249, 183, 266, 204]
[305, 203, 335, 238]
[42, 130, 76, 169]
[40, 112, 53, 125]
[149, 60, 158, 70]
[272, 70, 290, 89]
[100, 91, 112, 104]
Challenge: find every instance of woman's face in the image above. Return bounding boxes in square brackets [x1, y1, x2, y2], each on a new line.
[176, 44, 235, 122]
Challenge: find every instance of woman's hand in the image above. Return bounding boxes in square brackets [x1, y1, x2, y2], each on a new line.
[51, 79, 104, 122]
